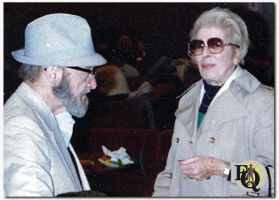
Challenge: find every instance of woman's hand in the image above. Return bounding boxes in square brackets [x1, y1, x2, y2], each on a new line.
[179, 156, 229, 181]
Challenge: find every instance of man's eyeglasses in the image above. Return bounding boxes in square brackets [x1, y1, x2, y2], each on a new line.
[67, 66, 96, 76]
[188, 37, 240, 56]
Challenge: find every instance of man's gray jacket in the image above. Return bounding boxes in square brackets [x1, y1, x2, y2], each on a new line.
[4, 82, 90, 197]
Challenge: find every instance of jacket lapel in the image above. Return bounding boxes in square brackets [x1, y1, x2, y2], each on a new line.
[175, 81, 202, 138]
[207, 69, 260, 126]
[52, 126, 82, 189]
[17, 82, 82, 190]
[201, 88, 248, 128]
[68, 144, 90, 190]
[197, 70, 260, 138]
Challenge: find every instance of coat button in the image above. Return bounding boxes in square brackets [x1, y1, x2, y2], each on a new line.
[176, 137, 179, 143]
[209, 137, 215, 143]
[189, 141, 193, 144]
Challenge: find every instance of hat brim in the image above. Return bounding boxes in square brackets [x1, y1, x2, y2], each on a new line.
[12, 49, 107, 67]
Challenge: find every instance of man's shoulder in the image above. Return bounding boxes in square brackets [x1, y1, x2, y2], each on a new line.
[5, 95, 40, 129]
[4, 87, 47, 130]
[4, 91, 26, 119]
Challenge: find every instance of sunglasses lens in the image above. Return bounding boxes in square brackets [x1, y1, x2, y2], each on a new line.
[207, 38, 223, 53]
[189, 40, 204, 55]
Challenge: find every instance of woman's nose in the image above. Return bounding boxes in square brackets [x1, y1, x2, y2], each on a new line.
[202, 45, 212, 57]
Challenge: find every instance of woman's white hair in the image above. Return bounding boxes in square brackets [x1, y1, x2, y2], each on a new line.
[189, 7, 250, 64]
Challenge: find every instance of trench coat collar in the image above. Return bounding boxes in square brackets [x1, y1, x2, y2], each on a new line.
[198, 86, 248, 133]
[204, 69, 260, 123]
[197, 69, 261, 138]
[233, 68, 261, 93]
[175, 68, 261, 138]
[16, 82, 82, 189]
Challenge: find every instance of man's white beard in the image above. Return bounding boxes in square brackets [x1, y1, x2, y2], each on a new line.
[53, 74, 90, 118]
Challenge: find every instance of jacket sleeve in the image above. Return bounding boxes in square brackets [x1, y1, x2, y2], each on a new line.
[252, 88, 274, 196]
[230, 87, 274, 197]
[4, 116, 54, 197]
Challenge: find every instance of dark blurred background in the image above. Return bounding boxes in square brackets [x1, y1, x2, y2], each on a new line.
[4, 3, 275, 123]
[4, 3, 274, 71]
[3, 2, 275, 125]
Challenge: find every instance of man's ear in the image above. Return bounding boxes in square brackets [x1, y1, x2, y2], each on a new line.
[44, 66, 64, 86]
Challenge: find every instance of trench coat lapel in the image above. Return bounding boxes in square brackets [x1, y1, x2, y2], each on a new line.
[176, 69, 260, 141]
[209, 90, 248, 124]
[175, 81, 202, 138]
[196, 81, 250, 140]
[202, 69, 260, 127]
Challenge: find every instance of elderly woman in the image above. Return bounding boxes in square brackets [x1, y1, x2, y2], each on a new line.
[153, 7, 274, 197]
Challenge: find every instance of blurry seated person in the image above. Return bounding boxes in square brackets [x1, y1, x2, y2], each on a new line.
[114, 35, 155, 76]
[134, 39, 156, 76]
[112, 55, 140, 78]
[171, 58, 199, 84]
[93, 65, 153, 102]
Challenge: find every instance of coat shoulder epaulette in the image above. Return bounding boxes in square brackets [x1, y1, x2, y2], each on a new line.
[260, 84, 274, 91]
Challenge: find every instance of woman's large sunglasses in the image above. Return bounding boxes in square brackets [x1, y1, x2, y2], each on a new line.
[188, 37, 240, 56]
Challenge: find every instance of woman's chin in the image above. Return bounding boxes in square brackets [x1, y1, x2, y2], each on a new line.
[202, 73, 214, 82]
[202, 76, 220, 86]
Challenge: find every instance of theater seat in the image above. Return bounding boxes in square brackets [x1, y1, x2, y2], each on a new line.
[73, 128, 173, 196]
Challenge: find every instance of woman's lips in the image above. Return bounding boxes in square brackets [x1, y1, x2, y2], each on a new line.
[202, 64, 215, 69]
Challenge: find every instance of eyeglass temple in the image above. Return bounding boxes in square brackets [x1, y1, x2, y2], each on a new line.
[67, 66, 96, 75]
[225, 43, 240, 48]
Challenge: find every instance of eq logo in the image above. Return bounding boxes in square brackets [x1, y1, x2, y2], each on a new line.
[234, 160, 267, 193]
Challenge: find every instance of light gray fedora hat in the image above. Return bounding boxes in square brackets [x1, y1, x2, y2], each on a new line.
[12, 13, 106, 67]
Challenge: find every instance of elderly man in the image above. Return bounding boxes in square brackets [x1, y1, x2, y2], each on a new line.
[4, 13, 106, 197]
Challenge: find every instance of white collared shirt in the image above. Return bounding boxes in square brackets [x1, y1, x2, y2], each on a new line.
[55, 111, 75, 147]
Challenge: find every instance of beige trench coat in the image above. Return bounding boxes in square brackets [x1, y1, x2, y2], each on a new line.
[153, 69, 274, 197]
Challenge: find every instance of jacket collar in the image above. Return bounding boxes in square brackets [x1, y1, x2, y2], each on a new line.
[175, 68, 261, 137]
[16, 82, 82, 188]
[233, 68, 261, 93]
[16, 83, 69, 153]
[17, 82, 59, 130]
[199, 67, 261, 126]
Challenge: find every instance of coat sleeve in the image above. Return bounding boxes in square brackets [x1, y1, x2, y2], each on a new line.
[252, 88, 274, 196]
[4, 116, 54, 197]
[230, 87, 274, 197]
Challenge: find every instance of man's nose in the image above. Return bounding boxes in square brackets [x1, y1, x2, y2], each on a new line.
[87, 77, 97, 90]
